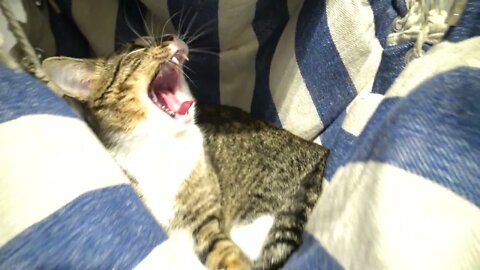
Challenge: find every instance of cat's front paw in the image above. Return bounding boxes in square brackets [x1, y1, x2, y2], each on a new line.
[206, 241, 251, 270]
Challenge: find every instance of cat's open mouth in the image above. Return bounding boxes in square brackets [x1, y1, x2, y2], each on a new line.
[148, 53, 193, 123]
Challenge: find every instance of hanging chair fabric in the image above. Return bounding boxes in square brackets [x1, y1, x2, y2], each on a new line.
[1, 0, 480, 269]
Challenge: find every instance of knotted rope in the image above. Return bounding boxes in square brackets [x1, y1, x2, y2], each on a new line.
[0, 0, 47, 81]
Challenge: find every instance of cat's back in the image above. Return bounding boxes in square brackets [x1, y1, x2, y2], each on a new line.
[195, 103, 328, 223]
[195, 103, 328, 164]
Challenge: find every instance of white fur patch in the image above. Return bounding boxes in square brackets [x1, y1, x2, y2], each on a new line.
[111, 120, 204, 227]
[231, 215, 274, 260]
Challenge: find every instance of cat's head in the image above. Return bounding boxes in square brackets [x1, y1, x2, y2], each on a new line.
[43, 35, 195, 143]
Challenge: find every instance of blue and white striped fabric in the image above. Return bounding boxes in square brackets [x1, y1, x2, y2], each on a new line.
[1, 0, 480, 269]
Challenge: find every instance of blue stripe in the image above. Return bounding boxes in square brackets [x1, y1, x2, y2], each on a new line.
[0, 66, 76, 123]
[115, 0, 148, 50]
[284, 233, 344, 270]
[249, 0, 288, 126]
[168, 0, 220, 105]
[446, 0, 480, 42]
[369, 0, 410, 94]
[0, 185, 166, 270]
[295, 0, 357, 129]
[352, 68, 480, 207]
[371, 42, 412, 94]
[48, 0, 90, 57]
[393, 0, 408, 17]
[368, 0, 402, 47]
[319, 112, 357, 181]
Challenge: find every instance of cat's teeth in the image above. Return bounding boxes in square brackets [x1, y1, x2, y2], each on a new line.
[160, 104, 175, 117]
[171, 56, 180, 65]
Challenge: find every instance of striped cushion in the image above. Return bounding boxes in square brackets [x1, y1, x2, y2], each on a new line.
[1, 0, 479, 269]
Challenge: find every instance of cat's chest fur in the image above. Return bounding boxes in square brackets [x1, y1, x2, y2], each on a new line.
[109, 120, 205, 228]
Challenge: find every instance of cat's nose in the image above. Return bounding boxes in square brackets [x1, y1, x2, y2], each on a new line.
[161, 34, 175, 42]
[163, 35, 189, 60]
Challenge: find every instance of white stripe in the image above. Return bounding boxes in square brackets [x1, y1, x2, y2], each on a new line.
[326, 0, 383, 94]
[342, 91, 384, 136]
[218, 0, 258, 112]
[269, 0, 323, 140]
[306, 161, 480, 270]
[386, 37, 480, 98]
[287, 0, 302, 15]
[0, 115, 129, 246]
[135, 230, 205, 270]
[72, 0, 118, 56]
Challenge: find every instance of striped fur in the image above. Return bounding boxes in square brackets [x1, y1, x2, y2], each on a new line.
[42, 36, 329, 270]
[196, 104, 327, 269]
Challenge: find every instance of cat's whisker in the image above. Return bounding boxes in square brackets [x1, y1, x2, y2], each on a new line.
[181, 63, 196, 74]
[148, 7, 155, 40]
[185, 25, 215, 44]
[127, 47, 146, 56]
[134, 0, 155, 48]
[167, 59, 194, 76]
[120, 3, 151, 46]
[184, 73, 198, 89]
[182, 70, 194, 83]
[167, 59, 197, 89]
[161, 10, 182, 43]
[121, 2, 152, 47]
[189, 46, 218, 52]
[176, 5, 190, 40]
[150, 14, 157, 45]
[181, 70, 197, 88]
[189, 48, 220, 58]
[190, 48, 240, 70]
[184, 20, 217, 45]
[181, 11, 198, 42]
[185, 24, 215, 45]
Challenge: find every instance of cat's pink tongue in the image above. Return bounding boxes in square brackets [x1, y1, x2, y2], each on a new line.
[160, 91, 193, 115]
[177, 101, 193, 115]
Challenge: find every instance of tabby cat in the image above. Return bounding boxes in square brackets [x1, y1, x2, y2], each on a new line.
[42, 34, 329, 270]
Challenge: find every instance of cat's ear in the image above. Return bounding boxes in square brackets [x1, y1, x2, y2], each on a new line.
[42, 57, 98, 101]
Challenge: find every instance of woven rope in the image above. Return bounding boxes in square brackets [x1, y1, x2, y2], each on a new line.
[0, 0, 47, 81]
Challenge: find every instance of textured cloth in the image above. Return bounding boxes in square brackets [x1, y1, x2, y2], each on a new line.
[1, 0, 480, 269]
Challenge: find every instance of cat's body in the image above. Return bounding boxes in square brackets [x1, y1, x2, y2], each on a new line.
[42, 35, 329, 270]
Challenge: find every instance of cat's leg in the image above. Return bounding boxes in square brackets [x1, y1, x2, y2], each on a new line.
[252, 207, 305, 269]
[192, 215, 251, 270]
[178, 166, 252, 270]
[253, 164, 324, 270]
